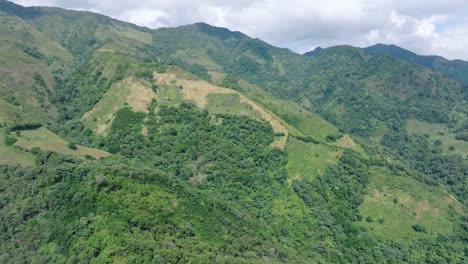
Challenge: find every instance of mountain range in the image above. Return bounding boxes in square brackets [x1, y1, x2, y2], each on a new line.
[0, 1, 466, 263]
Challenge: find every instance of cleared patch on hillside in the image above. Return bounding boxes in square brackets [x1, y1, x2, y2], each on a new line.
[237, 80, 339, 141]
[156, 85, 184, 107]
[206, 94, 261, 119]
[0, 128, 34, 166]
[407, 118, 468, 157]
[208, 71, 225, 84]
[82, 77, 156, 134]
[334, 134, 366, 156]
[286, 137, 341, 183]
[358, 166, 461, 241]
[154, 72, 289, 148]
[14, 127, 109, 158]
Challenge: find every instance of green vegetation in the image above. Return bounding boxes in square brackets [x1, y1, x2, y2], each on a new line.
[156, 84, 184, 107]
[67, 141, 77, 150]
[0, 128, 34, 165]
[0, 1, 466, 263]
[358, 166, 460, 241]
[13, 127, 109, 158]
[4, 135, 17, 146]
[81, 77, 155, 134]
[286, 137, 340, 180]
[206, 93, 261, 118]
[412, 224, 427, 233]
[407, 118, 468, 157]
[365, 43, 468, 85]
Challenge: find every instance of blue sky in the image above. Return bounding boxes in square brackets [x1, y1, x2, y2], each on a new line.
[12, 0, 468, 60]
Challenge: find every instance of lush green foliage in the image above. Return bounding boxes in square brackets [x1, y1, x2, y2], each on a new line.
[0, 1, 466, 263]
[4, 135, 17, 146]
[381, 130, 467, 203]
[365, 43, 468, 85]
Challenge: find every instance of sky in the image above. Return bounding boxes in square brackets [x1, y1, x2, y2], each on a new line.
[12, 0, 468, 60]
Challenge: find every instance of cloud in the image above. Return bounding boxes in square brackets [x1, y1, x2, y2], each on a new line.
[12, 0, 468, 60]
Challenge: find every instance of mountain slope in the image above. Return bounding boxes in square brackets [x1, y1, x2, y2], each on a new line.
[365, 43, 468, 85]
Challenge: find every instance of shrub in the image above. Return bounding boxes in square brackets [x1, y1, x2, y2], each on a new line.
[455, 133, 468, 141]
[4, 136, 17, 146]
[9, 123, 42, 131]
[366, 216, 374, 222]
[30, 147, 41, 154]
[68, 142, 78, 150]
[326, 133, 343, 142]
[293, 135, 319, 144]
[412, 224, 426, 233]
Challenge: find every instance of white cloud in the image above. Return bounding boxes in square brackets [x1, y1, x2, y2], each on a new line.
[11, 0, 468, 60]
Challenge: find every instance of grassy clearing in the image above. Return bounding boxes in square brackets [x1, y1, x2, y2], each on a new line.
[82, 77, 155, 134]
[208, 71, 225, 84]
[14, 127, 109, 158]
[407, 118, 468, 157]
[334, 134, 366, 156]
[237, 80, 338, 141]
[358, 166, 461, 241]
[154, 73, 233, 108]
[206, 93, 261, 119]
[156, 85, 184, 107]
[286, 137, 341, 182]
[0, 128, 34, 165]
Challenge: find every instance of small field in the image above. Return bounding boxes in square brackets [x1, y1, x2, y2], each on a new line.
[14, 127, 109, 158]
[82, 77, 155, 134]
[334, 134, 367, 157]
[206, 93, 261, 119]
[0, 128, 34, 165]
[407, 118, 468, 157]
[357, 166, 461, 241]
[156, 85, 184, 106]
[286, 137, 341, 182]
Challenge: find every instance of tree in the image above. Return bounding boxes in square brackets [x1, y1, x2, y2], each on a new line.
[412, 224, 426, 233]
[68, 142, 78, 150]
[4, 136, 17, 146]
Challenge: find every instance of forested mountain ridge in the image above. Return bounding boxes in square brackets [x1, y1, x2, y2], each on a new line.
[365, 43, 468, 85]
[0, 1, 467, 263]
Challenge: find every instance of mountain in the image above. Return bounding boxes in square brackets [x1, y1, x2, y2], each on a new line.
[0, 1, 467, 263]
[365, 43, 468, 85]
[303, 46, 323, 56]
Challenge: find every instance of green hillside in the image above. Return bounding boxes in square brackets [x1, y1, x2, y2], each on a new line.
[0, 1, 466, 263]
[365, 43, 468, 85]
